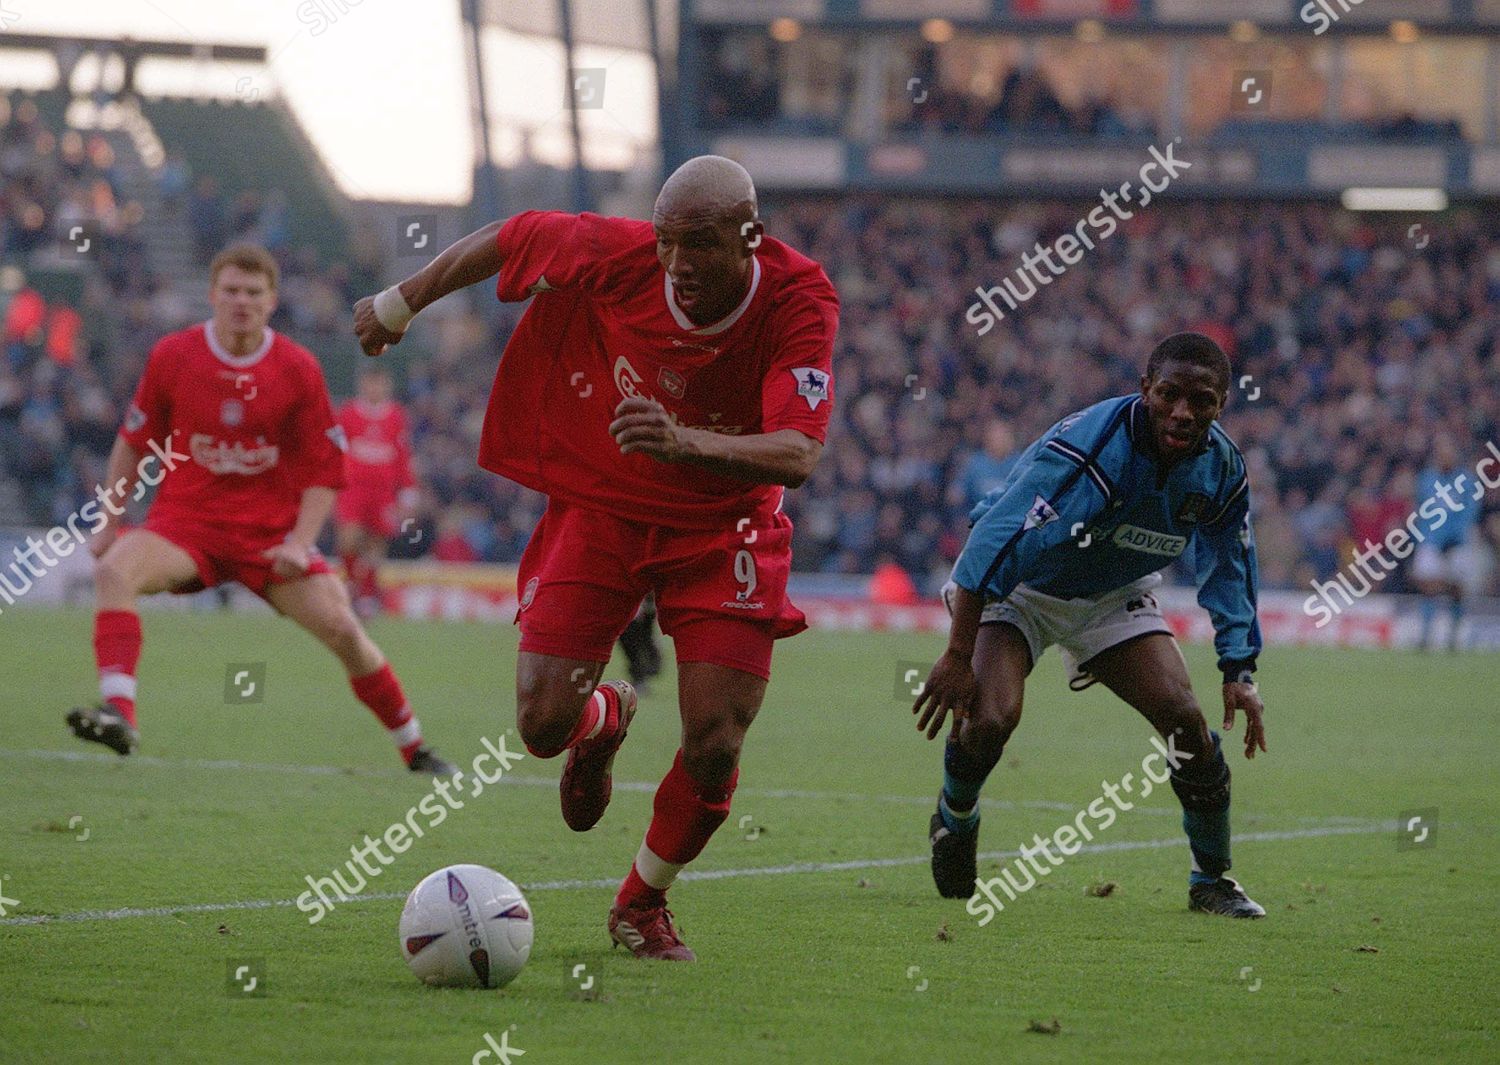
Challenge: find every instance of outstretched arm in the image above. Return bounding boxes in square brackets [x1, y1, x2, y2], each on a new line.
[353, 220, 506, 356]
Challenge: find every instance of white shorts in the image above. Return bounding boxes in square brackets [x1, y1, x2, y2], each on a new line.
[1411, 542, 1466, 585]
[945, 574, 1174, 691]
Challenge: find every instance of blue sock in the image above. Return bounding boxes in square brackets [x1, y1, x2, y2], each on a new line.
[1185, 814, 1229, 887]
[939, 792, 980, 834]
[1420, 598, 1437, 645]
[940, 736, 993, 834]
[1169, 731, 1232, 886]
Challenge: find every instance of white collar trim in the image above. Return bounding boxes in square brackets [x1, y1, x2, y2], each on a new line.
[664, 257, 760, 336]
[203, 320, 273, 367]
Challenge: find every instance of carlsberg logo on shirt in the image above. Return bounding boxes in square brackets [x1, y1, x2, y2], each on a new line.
[1112, 524, 1187, 557]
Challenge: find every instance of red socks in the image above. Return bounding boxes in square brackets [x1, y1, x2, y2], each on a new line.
[616, 749, 739, 910]
[94, 609, 142, 727]
[350, 663, 423, 761]
[341, 553, 380, 603]
[90, 616, 421, 761]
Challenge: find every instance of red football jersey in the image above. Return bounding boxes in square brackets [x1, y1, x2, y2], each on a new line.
[120, 322, 347, 537]
[481, 211, 839, 529]
[337, 398, 414, 493]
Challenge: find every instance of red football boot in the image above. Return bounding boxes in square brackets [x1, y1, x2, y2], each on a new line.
[559, 680, 637, 831]
[608, 901, 696, 961]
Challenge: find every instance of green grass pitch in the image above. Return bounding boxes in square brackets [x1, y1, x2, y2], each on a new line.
[1, 606, 1496, 1063]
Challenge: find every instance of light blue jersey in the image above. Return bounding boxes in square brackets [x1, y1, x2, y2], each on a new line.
[951, 395, 1261, 681]
[1414, 465, 1481, 550]
[958, 449, 1019, 512]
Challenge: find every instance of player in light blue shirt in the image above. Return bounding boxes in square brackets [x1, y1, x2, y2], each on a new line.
[913, 333, 1268, 919]
[953, 419, 1020, 514]
[1413, 437, 1482, 651]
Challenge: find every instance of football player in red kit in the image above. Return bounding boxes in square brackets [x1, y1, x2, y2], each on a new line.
[335, 365, 417, 615]
[69, 244, 453, 775]
[354, 156, 839, 959]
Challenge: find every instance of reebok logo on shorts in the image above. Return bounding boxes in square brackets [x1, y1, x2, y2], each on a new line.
[1112, 524, 1186, 557]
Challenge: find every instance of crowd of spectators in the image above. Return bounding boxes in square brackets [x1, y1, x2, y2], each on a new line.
[0, 96, 149, 293]
[897, 63, 1152, 139]
[5, 92, 1500, 598]
[769, 196, 1500, 594]
[1, 94, 376, 536]
[698, 38, 1150, 139]
[698, 35, 1471, 145]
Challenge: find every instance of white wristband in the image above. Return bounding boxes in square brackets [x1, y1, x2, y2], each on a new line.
[373, 285, 414, 333]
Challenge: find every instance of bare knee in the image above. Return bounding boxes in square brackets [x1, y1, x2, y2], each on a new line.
[515, 664, 596, 756]
[94, 554, 137, 603]
[309, 608, 367, 663]
[680, 696, 758, 788]
[961, 686, 1021, 756]
[680, 720, 743, 789]
[1154, 686, 1212, 755]
[960, 708, 1017, 758]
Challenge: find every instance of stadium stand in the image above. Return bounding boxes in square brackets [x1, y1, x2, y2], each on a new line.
[3, 92, 1498, 601]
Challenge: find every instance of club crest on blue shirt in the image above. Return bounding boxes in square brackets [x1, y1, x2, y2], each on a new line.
[1176, 492, 1212, 524]
[790, 367, 830, 410]
[1023, 494, 1060, 530]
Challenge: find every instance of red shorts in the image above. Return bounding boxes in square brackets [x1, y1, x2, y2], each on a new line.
[335, 484, 398, 537]
[515, 500, 806, 680]
[143, 515, 333, 600]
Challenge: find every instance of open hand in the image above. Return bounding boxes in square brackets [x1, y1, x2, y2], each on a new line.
[263, 540, 312, 580]
[912, 648, 979, 740]
[1222, 681, 1267, 759]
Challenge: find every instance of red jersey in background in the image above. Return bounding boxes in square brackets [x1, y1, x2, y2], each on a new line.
[335, 398, 415, 538]
[122, 322, 346, 538]
[338, 399, 415, 494]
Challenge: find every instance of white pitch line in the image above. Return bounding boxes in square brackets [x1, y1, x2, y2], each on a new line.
[0, 748, 1382, 827]
[0, 823, 1391, 928]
